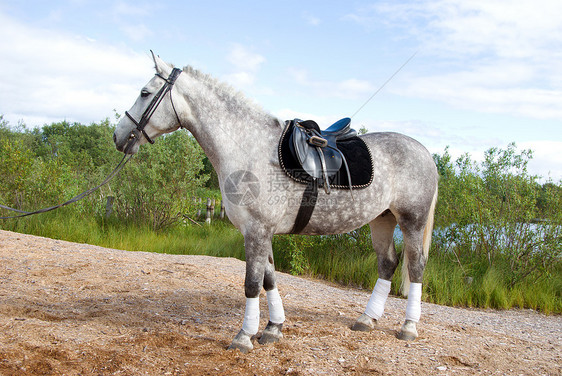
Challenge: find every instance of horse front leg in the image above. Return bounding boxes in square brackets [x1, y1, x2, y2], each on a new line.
[228, 230, 285, 353]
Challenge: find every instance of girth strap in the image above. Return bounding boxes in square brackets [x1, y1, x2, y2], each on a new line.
[291, 179, 319, 234]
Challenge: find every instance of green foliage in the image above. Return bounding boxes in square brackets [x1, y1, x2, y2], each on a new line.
[433, 143, 561, 287]
[2, 210, 245, 260]
[110, 131, 208, 229]
[0, 139, 33, 208]
[202, 156, 220, 189]
[273, 235, 312, 275]
[0, 116, 209, 227]
[274, 226, 389, 290]
[0, 136, 82, 211]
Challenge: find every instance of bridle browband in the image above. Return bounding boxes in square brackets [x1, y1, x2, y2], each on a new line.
[125, 67, 183, 145]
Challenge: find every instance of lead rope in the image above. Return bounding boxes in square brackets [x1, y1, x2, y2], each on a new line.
[0, 154, 133, 220]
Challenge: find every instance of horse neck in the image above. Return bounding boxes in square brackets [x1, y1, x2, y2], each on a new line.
[180, 76, 282, 176]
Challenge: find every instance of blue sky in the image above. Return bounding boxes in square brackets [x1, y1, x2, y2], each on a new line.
[1, 1, 561, 181]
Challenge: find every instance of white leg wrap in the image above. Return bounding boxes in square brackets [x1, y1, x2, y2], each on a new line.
[364, 278, 392, 320]
[241, 297, 260, 335]
[405, 282, 422, 322]
[266, 288, 285, 324]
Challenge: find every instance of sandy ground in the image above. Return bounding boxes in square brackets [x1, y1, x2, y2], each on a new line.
[0, 229, 560, 375]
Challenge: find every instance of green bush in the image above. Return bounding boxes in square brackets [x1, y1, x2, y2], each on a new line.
[110, 131, 208, 229]
[433, 144, 561, 287]
[0, 117, 209, 229]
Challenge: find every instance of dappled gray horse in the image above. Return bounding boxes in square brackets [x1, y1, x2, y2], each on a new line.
[114, 52, 438, 353]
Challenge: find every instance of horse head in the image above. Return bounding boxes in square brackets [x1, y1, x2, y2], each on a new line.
[114, 52, 188, 154]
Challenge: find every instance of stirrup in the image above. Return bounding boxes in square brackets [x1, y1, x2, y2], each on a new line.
[315, 146, 331, 194]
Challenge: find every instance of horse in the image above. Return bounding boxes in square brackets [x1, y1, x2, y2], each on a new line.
[113, 52, 438, 353]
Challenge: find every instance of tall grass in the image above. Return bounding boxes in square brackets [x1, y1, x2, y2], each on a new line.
[1, 209, 245, 259]
[2, 212, 560, 314]
[424, 249, 561, 314]
[272, 227, 561, 314]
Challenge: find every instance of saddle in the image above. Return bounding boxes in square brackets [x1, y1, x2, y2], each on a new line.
[278, 117, 374, 233]
[289, 118, 357, 194]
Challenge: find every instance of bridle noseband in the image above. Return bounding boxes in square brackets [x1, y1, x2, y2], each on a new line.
[125, 67, 182, 145]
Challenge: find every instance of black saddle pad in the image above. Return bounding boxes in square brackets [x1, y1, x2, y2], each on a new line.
[278, 120, 374, 189]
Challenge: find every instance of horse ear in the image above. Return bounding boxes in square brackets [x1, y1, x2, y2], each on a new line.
[150, 50, 165, 75]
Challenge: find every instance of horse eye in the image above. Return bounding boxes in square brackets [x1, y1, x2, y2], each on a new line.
[141, 89, 150, 98]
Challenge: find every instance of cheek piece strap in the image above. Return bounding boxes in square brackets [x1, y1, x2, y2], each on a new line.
[125, 67, 182, 144]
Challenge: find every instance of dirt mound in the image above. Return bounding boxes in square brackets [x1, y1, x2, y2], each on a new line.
[0, 230, 560, 375]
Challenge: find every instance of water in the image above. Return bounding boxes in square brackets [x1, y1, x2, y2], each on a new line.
[393, 223, 561, 256]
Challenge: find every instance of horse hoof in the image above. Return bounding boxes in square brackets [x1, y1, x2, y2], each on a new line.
[258, 321, 283, 345]
[228, 329, 254, 353]
[396, 320, 418, 341]
[351, 313, 375, 332]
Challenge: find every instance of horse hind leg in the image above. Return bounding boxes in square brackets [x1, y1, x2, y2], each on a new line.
[397, 189, 437, 341]
[395, 226, 425, 341]
[352, 210, 399, 332]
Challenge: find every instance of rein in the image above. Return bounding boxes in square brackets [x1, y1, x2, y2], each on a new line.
[125, 67, 183, 144]
[1, 68, 184, 220]
[0, 154, 132, 220]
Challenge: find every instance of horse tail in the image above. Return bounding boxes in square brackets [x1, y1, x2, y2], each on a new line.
[400, 186, 438, 296]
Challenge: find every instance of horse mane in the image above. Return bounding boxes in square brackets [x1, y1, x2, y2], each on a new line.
[181, 65, 280, 128]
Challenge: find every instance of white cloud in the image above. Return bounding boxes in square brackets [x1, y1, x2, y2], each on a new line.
[287, 68, 375, 100]
[227, 43, 266, 71]
[120, 24, 153, 42]
[287, 67, 309, 85]
[421, 1, 562, 59]
[346, 0, 562, 121]
[225, 71, 256, 87]
[520, 141, 562, 181]
[224, 43, 266, 88]
[0, 12, 153, 126]
[349, 0, 562, 58]
[302, 12, 321, 26]
[400, 70, 562, 120]
[111, 2, 152, 17]
[108, 2, 155, 43]
[338, 79, 374, 96]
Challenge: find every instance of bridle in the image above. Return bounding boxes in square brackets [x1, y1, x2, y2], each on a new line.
[125, 67, 183, 145]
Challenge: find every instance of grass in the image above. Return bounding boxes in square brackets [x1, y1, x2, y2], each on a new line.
[2, 208, 245, 259]
[2, 211, 560, 314]
[424, 251, 562, 314]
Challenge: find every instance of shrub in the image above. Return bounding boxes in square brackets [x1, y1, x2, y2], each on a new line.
[109, 131, 209, 230]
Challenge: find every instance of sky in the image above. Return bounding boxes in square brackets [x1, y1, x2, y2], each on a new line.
[0, 0, 561, 181]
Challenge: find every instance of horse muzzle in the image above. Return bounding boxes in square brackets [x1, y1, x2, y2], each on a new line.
[114, 129, 141, 155]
